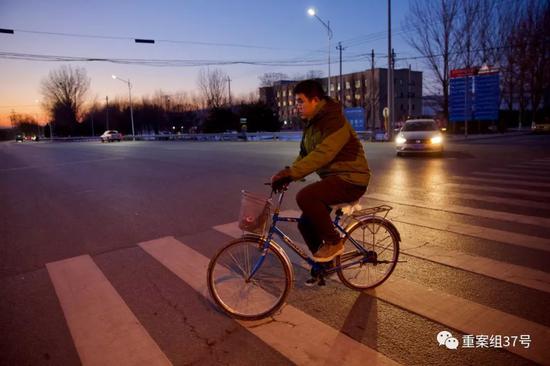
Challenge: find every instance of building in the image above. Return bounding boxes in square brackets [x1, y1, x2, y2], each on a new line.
[259, 68, 422, 131]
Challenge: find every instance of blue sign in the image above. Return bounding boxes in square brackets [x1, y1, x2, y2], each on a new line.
[449, 77, 473, 122]
[474, 73, 499, 120]
[344, 107, 365, 131]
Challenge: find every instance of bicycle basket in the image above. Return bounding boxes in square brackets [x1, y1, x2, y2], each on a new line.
[238, 190, 272, 235]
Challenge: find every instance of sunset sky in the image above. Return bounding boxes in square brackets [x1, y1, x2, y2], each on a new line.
[0, 0, 414, 127]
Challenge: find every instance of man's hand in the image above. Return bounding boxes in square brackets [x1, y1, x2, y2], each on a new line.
[271, 168, 292, 192]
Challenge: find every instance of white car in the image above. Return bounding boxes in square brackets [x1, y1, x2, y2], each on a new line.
[100, 130, 122, 142]
[395, 119, 444, 156]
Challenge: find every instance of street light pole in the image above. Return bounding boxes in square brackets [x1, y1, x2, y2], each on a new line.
[112, 75, 135, 141]
[387, 0, 393, 140]
[308, 8, 333, 98]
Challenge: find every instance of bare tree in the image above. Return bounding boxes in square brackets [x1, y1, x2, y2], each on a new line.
[456, 0, 479, 68]
[197, 68, 228, 109]
[403, 0, 460, 120]
[258, 72, 289, 87]
[40, 65, 90, 135]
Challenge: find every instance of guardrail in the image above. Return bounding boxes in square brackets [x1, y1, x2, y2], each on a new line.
[35, 130, 375, 143]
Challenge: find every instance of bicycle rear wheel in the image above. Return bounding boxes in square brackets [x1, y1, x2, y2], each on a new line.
[207, 237, 292, 320]
[336, 217, 399, 290]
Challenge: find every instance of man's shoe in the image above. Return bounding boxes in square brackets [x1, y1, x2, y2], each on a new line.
[313, 241, 344, 262]
[304, 277, 319, 287]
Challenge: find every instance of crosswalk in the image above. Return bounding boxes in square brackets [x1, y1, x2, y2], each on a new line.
[8, 157, 550, 365]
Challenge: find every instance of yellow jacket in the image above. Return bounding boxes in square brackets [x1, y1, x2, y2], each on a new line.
[289, 98, 371, 186]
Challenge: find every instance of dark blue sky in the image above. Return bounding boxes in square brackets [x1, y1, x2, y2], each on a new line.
[0, 0, 415, 125]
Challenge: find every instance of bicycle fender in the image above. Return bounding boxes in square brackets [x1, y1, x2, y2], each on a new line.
[345, 217, 401, 243]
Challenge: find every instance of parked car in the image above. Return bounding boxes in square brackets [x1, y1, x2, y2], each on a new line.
[15, 134, 24, 142]
[395, 119, 444, 156]
[100, 130, 122, 142]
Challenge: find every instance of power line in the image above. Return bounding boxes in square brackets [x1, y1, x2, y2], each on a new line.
[8, 28, 314, 52]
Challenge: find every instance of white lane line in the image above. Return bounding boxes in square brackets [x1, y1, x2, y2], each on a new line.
[46, 255, 171, 366]
[445, 183, 550, 198]
[473, 172, 550, 182]
[214, 217, 550, 293]
[139, 236, 400, 366]
[491, 168, 550, 176]
[365, 277, 550, 365]
[400, 239, 550, 293]
[509, 164, 550, 170]
[372, 185, 550, 210]
[388, 208, 550, 252]
[0, 157, 125, 172]
[452, 176, 550, 189]
[367, 192, 550, 228]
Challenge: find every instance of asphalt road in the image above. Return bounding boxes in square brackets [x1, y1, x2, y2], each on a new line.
[1, 134, 549, 365]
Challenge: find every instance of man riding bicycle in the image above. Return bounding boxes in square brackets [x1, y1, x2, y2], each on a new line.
[271, 79, 371, 264]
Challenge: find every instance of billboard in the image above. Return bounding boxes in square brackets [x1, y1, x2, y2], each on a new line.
[344, 107, 365, 131]
[449, 76, 473, 122]
[474, 72, 499, 120]
[449, 66, 499, 122]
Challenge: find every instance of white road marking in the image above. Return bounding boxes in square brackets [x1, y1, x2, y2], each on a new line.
[140, 236, 400, 366]
[452, 176, 550, 188]
[445, 183, 550, 198]
[366, 192, 550, 228]
[473, 171, 550, 182]
[46, 255, 171, 366]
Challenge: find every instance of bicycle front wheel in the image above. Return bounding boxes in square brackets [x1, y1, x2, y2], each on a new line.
[336, 217, 399, 290]
[207, 237, 292, 320]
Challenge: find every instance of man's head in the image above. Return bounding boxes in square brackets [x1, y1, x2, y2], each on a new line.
[293, 80, 326, 119]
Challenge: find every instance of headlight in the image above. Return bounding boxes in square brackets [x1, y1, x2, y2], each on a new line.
[431, 135, 443, 144]
[395, 135, 406, 144]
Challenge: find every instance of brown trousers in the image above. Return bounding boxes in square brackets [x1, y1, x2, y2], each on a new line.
[296, 175, 367, 254]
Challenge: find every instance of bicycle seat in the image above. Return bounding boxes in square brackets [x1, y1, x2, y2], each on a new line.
[330, 200, 362, 215]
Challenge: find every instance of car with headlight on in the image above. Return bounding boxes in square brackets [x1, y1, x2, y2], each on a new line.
[395, 119, 444, 156]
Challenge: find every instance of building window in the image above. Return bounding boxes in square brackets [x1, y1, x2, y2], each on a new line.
[337, 83, 341, 91]
[355, 94, 361, 100]
[355, 80, 361, 88]
[330, 84, 335, 92]
[289, 100, 293, 106]
[277, 102, 281, 107]
[282, 90, 287, 97]
[346, 95, 351, 100]
[277, 92, 280, 98]
[346, 81, 351, 89]
[283, 101, 287, 106]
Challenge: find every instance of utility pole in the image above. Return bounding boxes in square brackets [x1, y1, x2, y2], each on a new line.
[337, 42, 345, 107]
[105, 96, 109, 130]
[408, 64, 412, 118]
[227, 76, 232, 106]
[392, 48, 396, 124]
[371, 49, 375, 131]
[91, 108, 95, 136]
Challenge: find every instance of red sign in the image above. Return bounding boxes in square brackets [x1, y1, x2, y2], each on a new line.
[450, 67, 479, 78]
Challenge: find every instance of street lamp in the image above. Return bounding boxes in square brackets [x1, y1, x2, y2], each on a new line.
[307, 7, 333, 98]
[112, 74, 135, 140]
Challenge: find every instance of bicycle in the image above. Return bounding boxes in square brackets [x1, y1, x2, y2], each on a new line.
[207, 185, 401, 320]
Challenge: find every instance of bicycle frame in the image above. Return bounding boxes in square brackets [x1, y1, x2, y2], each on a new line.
[247, 189, 372, 281]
